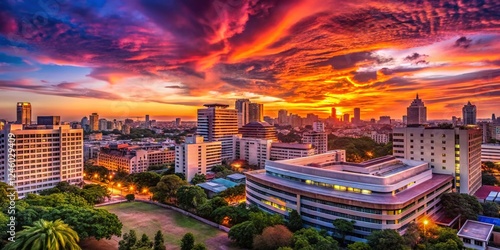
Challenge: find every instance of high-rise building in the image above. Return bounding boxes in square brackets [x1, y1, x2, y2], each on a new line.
[402, 115, 408, 125]
[175, 118, 182, 127]
[81, 117, 89, 131]
[353, 108, 361, 124]
[249, 103, 264, 122]
[89, 113, 99, 131]
[175, 135, 222, 182]
[493, 114, 496, 122]
[331, 107, 337, 122]
[246, 153, 452, 241]
[145, 114, 150, 128]
[234, 136, 272, 168]
[197, 104, 238, 161]
[393, 126, 482, 194]
[37, 116, 61, 125]
[312, 121, 325, 133]
[122, 124, 131, 135]
[407, 94, 427, 125]
[238, 121, 277, 141]
[16, 102, 32, 125]
[462, 101, 477, 125]
[343, 114, 350, 123]
[1, 124, 83, 198]
[302, 131, 328, 154]
[235, 99, 250, 127]
[278, 109, 288, 125]
[98, 119, 108, 131]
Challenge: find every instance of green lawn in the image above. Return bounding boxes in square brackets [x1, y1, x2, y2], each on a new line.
[81, 202, 238, 250]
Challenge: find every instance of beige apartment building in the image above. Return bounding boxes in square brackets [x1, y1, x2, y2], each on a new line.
[175, 135, 222, 182]
[393, 126, 482, 194]
[1, 124, 83, 198]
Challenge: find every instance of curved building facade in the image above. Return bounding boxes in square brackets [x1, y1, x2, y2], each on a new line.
[246, 153, 453, 242]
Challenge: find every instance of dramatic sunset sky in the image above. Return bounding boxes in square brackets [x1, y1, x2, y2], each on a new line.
[1, 0, 500, 121]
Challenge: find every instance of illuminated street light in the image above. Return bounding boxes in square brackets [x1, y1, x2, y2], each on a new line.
[423, 219, 429, 235]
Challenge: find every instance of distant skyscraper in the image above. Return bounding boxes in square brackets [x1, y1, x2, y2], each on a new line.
[407, 94, 427, 125]
[493, 114, 496, 122]
[379, 116, 391, 125]
[278, 109, 288, 125]
[197, 104, 238, 161]
[175, 118, 182, 127]
[353, 108, 361, 124]
[89, 113, 99, 131]
[37, 116, 61, 125]
[462, 101, 477, 125]
[81, 116, 89, 126]
[331, 107, 337, 122]
[235, 99, 250, 127]
[145, 114, 150, 128]
[99, 119, 108, 131]
[343, 114, 350, 123]
[16, 102, 32, 125]
[249, 103, 264, 122]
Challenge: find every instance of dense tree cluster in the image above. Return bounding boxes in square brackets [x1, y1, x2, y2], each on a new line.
[328, 135, 393, 162]
[0, 183, 122, 249]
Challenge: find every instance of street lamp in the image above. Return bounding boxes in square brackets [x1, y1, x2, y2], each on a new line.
[94, 173, 98, 180]
[423, 219, 429, 235]
[117, 183, 122, 195]
[129, 186, 134, 194]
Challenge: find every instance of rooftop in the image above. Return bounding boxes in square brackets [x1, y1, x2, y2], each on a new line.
[457, 220, 494, 242]
[474, 185, 500, 200]
[242, 121, 274, 128]
[271, 142, 313, 149]
[227, 173, 246, 180]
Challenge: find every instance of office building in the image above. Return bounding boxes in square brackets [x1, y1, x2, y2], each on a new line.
[175, 135, 222, 182]
[238, 121, 277, 141]
[235, 136, 273, 168]
[379, 116, 391, 125]
[81, 117, 89, 131]
[463, 101, 477, 125]
[393, 126, 482, 194]
[403, 115, 408, 125]
[331, 107, 337, 122]
[1, 124, 84, 198]
[481, 144, 500, 164]
[246, 153, 452, 241]
[235, 99, 250, 128]
[270, 143, 315, 160]
[278, 109, 288, 125]
[97, 144, 175, 174]
[313, 121, 325, 133]
[122, 124, 131, 135]
[249, 103, 264, 123]
[343, 114, 350, 123]
[89, 113, 99, 131]
[302, 130, 328, 154]
[407, 94, 427, 125]
[98, 119, 108, 131]
[37, 116, 61, 125]
[493, 114, 496, 122]
[16, 102, 32, 125]
[368, 132, 389, 144]
[353, 108, 361, 124]
[197, 104, 238, 162]
[176, 118, 182, 127]
[145, 114, 150, 128]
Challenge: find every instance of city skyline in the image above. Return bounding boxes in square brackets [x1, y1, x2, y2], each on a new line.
[1, 1, 500, 120]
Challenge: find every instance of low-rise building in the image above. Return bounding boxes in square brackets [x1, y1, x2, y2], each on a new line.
[481, 144, 500, 164]
[270, 143, 316, 160]
[97, 144, 174, 173]
[235, 136, 272, 168]
[246, 153, 453, 241]
[457, 220, 494, 250]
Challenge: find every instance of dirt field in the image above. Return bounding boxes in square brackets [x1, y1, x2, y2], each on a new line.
[80, 202, 239, 250]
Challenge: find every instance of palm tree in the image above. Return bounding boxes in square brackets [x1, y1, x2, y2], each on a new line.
[4, 219, 81, 250]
